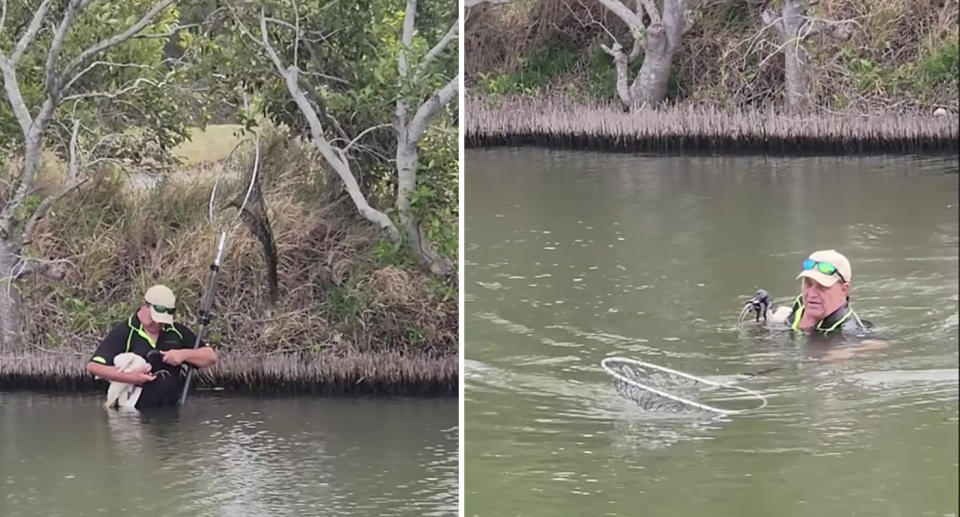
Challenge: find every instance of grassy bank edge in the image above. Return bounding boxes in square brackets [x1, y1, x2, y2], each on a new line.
[0, 349, 458, 396]
[466, 97, 960, 155]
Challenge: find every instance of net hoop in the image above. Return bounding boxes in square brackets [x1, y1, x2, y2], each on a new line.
[209, 135, 261, 231]
[600, 356, 768, 415]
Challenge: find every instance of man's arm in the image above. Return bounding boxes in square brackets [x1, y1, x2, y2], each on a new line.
[822, 339, 890, 361]
[86, 361, 156, 384]
[160, 346, 217, 368]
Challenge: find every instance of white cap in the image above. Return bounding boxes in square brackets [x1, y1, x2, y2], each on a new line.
[144, 284, 176, 325]
[797, 249, 852, 287]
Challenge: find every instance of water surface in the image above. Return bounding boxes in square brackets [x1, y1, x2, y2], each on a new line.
[1, 392, 457, 516]
[465, 149, 958, 517]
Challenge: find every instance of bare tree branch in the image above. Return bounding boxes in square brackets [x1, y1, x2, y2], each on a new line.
[0, 0, 8, 36]
[60, 60, 156, 93]
[9, 0, 54, 64]
[597, 0, 642, 29]
[0, 60, 34, 135]
[61, 76, 161, 102]
[343, 124, 391, 154]
[408, 75, 459, 143]
[414, 20, 458, 82]
[637, 0, 662, 25]
[257, 8, 399, 239]
[44, 0, 91, 93]
[293, 0, 300, 72]
[399, 0, 418, 81]
[802, 16, 857, 40]
[567, 0, 623, 48]
[761, 9, 785, 39]
[60, 0, 176, 89]
[20, 120, 87, 246]
[601, 43, 632, 107]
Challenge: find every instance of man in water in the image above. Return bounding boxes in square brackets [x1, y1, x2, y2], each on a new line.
[86, 284, 218, 408]
[761, 249, 888, 359]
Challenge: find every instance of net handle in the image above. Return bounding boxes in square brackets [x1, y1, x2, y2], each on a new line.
[600, 356, 769, 415]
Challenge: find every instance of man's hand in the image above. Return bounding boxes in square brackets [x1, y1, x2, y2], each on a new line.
[160, 349, 187, 366]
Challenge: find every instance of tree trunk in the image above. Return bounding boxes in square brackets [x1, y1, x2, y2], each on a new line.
[395, 139, 419, 247]
[395, 138, 453, 276]
[783, 41, 811, 112]
[626, 0, 687, 110]
[765, 0, 814, 113]
[0, 241, 24, 353]
[629, 25, 672, 109]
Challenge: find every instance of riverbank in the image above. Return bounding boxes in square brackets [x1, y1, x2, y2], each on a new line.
[466, 97, 959, 155]
[0, 349, 457, 395]
[1, 127, 457, 396]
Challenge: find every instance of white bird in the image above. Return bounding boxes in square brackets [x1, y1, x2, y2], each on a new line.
[738, 289, 792, 329]
[102, 352, 151, 410]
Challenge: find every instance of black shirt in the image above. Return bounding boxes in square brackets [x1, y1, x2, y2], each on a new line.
[90, 314, 205, 408]
[782, 295, 870, 335]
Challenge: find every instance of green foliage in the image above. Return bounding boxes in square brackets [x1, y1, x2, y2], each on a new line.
[426, 275, 456, 302]
[374, 239, 418, 268]
[585, 48, 617, 99]
[410, 122, 458, 258]
[325, 277, 372, 329]
[920, 41, 959, 87]
[847, 41, 958, 99]
[478, 47, 579, 98]
[0, 1, 193, 156]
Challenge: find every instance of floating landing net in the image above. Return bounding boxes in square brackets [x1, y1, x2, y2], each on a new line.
[600, 357, 768, 415]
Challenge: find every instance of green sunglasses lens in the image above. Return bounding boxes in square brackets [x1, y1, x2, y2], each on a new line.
[802, 259, 840, 279]
[816, 262, 837, 275]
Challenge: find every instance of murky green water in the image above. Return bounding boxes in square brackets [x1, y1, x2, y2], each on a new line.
[465, 149, 958, 517]
[0, 392, 456, 516]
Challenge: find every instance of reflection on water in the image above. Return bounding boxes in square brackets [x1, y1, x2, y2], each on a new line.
[466, 149, 959, 517]
[0, 393, 456, 517]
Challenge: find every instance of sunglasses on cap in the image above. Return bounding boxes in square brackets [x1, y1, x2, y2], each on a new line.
[801, 258, 846, 283]
[145, 301, 176, 315]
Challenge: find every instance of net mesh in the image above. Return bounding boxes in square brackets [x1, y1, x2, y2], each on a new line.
[605, 359, 721, 413]
[210, 138, 261, 230]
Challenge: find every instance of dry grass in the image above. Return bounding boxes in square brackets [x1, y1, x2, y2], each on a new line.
[466, 95, 960, 154]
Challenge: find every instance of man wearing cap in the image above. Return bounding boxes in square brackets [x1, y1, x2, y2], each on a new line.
[766, 249, 888, 359]
[783, 249, 865, 333]
[86, 285, 218, 408]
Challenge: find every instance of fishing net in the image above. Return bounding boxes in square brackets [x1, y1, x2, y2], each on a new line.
[600, 357, 768, 415]
[211, 137, 261, 230]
